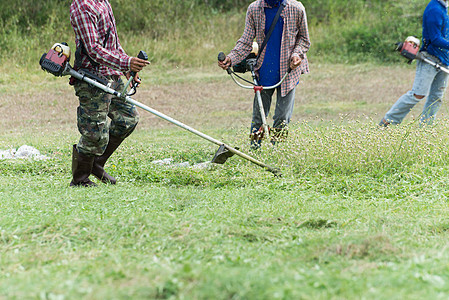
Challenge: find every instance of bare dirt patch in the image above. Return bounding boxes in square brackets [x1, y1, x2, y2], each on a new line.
[0, 63, 434, 134]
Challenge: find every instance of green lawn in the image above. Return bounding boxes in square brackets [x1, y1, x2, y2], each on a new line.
[2, 64, 449, 299]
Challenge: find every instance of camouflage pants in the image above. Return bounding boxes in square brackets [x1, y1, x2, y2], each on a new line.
[73, 77, 139, 156]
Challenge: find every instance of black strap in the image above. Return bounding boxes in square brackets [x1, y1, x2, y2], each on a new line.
[75, 27, 112, 69]
[422, 38, 429, 52]
[256, 1, 286, 63]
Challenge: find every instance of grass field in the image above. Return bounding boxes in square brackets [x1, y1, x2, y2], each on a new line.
[2, 62, 449, 299]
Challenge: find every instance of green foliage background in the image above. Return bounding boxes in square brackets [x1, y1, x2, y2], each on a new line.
[0, 0, 426, 67]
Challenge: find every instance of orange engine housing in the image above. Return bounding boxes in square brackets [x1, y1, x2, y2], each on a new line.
[400, 41, 420, 61]
[39, 48, 69, 76]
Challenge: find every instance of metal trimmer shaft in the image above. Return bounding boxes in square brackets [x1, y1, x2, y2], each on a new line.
[65, 65, 281, 176]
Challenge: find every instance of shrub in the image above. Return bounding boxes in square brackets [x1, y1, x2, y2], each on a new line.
[0, 0, 432, 66]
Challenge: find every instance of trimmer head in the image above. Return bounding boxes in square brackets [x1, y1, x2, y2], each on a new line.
[212, 144, 238, 164]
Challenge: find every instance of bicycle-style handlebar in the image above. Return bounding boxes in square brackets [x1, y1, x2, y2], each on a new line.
[218, 52, 291, 90]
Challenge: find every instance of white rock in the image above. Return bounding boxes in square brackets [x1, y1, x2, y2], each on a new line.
[192, 162, 212, 170]
[151, 158, 174, 165]
[0, 149, 15, 159]
[0, 145, 48, 160]
[15, 145, 41, 158]
[151, 157, 211, 170]
[171, 162, 190, 168]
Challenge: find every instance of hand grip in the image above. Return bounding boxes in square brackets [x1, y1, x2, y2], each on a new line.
[130, 50, 148, 78]
[218, 52, 226, 62]
[128, 50, 148, 95]
[218, 52, 231, 74]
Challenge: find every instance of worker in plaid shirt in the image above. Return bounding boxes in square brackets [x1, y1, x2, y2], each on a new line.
[219, 0, 310, 147]
[69, 0, 150, 187]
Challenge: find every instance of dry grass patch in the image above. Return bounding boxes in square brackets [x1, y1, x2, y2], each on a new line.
[2, 63, 443, 136]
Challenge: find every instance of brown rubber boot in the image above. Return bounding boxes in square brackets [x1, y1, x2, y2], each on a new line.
[378, 118, 390, 127]
[250, 126, 266, 150]
[70, 145, 97, 187]
[91, 135, 124, 184]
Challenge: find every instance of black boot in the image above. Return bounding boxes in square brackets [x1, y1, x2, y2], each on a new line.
[91, 135, 124, 184]
[70, 145, 97, 187]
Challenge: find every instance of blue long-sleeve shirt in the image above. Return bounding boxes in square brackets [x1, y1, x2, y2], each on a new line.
[258, 1, 284, 86]
[422, 0, 449, 65]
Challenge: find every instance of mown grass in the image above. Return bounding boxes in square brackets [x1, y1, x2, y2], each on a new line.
[2, 114, 449, 298]
[2, 0, 449, 294]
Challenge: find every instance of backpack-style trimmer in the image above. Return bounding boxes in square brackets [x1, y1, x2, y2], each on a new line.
[39, 43, 281, 176]
[396, 36, 449, 74]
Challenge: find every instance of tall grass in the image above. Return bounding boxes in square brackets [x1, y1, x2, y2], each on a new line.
[0, 0, 428, 71]
[310, 0, 425, 63]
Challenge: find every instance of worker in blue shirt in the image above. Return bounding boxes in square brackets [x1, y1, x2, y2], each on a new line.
[379, 0, 449, 126]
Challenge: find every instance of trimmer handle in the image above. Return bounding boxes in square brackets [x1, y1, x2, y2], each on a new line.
[218, 52, 226, 62]
[130, 50, 148, 78]
[128, 50, 148, 96]
[218, 52, 232, 74]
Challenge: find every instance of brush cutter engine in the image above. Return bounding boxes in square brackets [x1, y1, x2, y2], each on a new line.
[39, 42, 118, 87]
[232, 42, 259, 73]
[40, 43, 71, 76]
[396, 36, 420, 63]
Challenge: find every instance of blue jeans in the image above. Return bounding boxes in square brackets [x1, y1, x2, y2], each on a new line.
[382, 53, 449, 125]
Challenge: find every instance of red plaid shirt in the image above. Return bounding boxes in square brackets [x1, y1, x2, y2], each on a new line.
[228, 0, 310, 97]
[70, 0, 131, 77]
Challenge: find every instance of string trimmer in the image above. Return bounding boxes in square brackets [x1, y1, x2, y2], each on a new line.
[39, 43, 281, 176]
[397, 36, 449, 74]
[218, 45, 292, 141]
